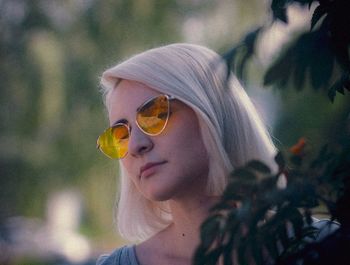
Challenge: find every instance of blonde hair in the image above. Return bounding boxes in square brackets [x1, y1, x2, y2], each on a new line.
[100, 43, 277, 241]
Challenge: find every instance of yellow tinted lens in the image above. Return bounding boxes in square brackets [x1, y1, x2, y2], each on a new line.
[137, 95, 169, 135]
[97, 124, 129, 159]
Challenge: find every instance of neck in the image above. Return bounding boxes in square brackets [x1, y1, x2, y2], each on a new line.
[163, 195, 219, 259]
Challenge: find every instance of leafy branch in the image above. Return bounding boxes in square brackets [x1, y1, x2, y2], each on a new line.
[194, 139, 350, 265]
[223, 0, 350, 102]
[200, 2, 350, 264]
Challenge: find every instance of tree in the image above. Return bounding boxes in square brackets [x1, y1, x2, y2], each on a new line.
[195, 0, 350, 264]
[0, 0, 188, 257]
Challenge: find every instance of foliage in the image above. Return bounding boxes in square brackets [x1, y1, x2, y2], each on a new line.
[196, 0, 350, 264]
[194, 139, 350, 265]
[224, 0, 350, 102]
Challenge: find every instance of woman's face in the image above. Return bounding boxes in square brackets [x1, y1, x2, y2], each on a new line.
[107, 80, 210, 201]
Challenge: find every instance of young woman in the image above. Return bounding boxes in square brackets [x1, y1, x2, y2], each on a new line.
[96, 43, 277, 265]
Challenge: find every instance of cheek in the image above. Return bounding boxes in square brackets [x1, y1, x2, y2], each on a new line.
[169, 135, 210, 192]
[168, 118, 209, 173]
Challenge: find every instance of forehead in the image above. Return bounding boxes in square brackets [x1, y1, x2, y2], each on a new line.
[106, 80, 162, 125]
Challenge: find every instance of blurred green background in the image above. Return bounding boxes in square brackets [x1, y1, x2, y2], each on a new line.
[1, 0, 349, 264]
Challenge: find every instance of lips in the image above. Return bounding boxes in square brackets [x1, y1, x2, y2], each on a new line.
[140, 161, 167, 178]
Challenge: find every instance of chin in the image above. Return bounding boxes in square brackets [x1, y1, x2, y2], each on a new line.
[143, 185, 177, 202]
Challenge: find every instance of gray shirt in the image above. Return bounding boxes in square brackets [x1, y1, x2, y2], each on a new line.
[97, 245, 140, 265]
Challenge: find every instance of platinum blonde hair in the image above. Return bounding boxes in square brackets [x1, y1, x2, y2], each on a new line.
[100, 43, 277, 241]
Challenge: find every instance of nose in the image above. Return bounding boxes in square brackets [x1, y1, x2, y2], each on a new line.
[128, 124, 154, 157]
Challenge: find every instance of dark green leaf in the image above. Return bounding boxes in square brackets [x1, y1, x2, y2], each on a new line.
[193, 246, 207, 265]
[223, 242, 234, 265]
[275, 152, 286, 170]
[193, 246, 224, 265]
[243, 27, 262, 51]
[287, 207, 304, 239]
[333, 42, 350, 73]
[338, 73, 350, 94]
[290, 154, 303, 167]
[226, 211, 240, 232]
[264, 237, 279, 260]
[231, 167, 258, 182]
[336, 83, 345, 95]
[271, 0, 288, 23]
[304, 209, 313, 225]
[236, 50, 250, 81]
[328, 79, 340, 102]
[274, 9, 288, 23]
[309, 32, 334, 90]
[293, 50, 308, 90]
[263, 48, 293, 87]
[237, 238, 248, 265]
[311, 4, 328, 30]
[200, 214, 223, 249]
[223, 255, 233, 265]
[293, 0, 314, 6]
[211, 200, 238, 211]
[223, 181, 256, 200]
[302, 226, 319, 240]
[344, 75, 350, 91]
[277, 222, 290, 250]
[259, 177, 278, 191]
[222, 47, 238, 79]
[246, 160, 271, 174]
[222, 192, 243, 202]
[251, 239, 264, 265]
[308, 0, 315, 9]
[205, 247, 224, 265]
[232, 27, 262, 82]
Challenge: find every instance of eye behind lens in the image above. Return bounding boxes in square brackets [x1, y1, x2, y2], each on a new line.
[137, 95, 170, 136]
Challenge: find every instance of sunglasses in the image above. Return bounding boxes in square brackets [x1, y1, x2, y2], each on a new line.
[97, 94, 175, 159]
